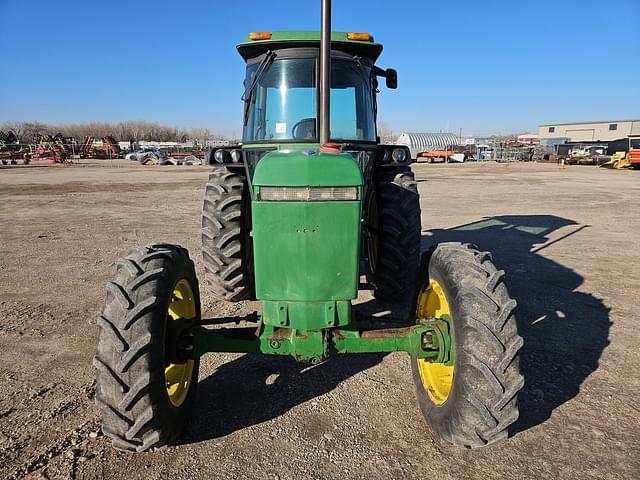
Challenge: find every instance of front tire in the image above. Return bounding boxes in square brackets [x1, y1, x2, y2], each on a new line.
[94, 244, 200, 452]
[411, 243, 524, 447]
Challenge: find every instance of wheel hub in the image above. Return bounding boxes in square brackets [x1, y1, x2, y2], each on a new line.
[416, 279, 454, 405]
[165, 279, 196, 407]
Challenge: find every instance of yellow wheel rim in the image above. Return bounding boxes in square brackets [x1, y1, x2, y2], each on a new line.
[165, 279, 196, 407]
[416, 279, 454, 405]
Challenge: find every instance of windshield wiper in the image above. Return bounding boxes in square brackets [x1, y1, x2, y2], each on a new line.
[351, 55, 379, 119]
[370, 65, 379, 120]
[242, 50, 277, 126]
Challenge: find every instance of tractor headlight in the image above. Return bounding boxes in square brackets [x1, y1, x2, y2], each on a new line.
[214, 149, 228, 163]
[230, 149, 242, 163]
[392, 147, 407, 163]
[259, 186, 358, 201]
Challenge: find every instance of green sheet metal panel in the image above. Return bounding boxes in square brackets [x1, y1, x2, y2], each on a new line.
[252, 200, 360, 301]
[251, 151, 363, 303]
[252, 151, 363, 187]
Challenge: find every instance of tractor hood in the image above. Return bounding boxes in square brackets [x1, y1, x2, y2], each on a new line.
[252, 150, 364, 187]
[250, 150, 363, 328]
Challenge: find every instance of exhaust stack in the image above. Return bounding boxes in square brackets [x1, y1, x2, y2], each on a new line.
[319, 0, 331, 145]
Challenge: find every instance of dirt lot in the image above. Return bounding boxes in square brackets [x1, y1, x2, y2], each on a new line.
[0, 160, 638, 479]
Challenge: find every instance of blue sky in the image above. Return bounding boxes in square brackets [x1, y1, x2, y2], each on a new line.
[1, 0, 638, 137]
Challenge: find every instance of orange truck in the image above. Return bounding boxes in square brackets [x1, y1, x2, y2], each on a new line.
[601, 135, 640, 169]
[628, 135, 640, 168]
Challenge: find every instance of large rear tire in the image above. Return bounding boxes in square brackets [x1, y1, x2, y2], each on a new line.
[366, 166, 421, 301]
[201, 166, 254, 301]
[94, 244, 200, 452]
[411, 243, 524, 447]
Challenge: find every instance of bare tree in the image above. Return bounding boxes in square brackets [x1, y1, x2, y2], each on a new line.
[1, 121, 26, 142]
[188, 128, 221, 146]
[22, 122, 50, 143]
[378, 121, 396, 144]
[1, 120, 224, 144]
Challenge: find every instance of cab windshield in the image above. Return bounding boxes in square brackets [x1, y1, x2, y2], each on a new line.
[243, 56, 376, 143]
[630, 138, 640, 150]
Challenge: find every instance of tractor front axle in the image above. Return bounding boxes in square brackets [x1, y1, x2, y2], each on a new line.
[189, 315, 452, 364]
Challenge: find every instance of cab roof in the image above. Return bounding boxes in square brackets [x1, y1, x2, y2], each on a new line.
[237, 31, 384, 62]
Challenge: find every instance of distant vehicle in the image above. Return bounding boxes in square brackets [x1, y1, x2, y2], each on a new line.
[417, 147, 466, 163]
[124, 147, 151, 160]
[568, 145, 607, 165]
[600, 135, 640, 169]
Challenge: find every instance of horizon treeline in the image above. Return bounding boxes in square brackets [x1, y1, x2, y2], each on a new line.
[0, 120, 226, 144]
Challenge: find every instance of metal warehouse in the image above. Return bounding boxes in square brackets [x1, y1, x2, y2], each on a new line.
[538, 119, 640, 142]
[397, 132, 459, 159]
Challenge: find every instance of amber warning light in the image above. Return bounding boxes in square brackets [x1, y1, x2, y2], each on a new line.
[347, 32, 371, 41]
[249, 32, 273, 41]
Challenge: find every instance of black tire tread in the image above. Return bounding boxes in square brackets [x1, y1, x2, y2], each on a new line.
[412, 242, 524, 448]
[369, 166, 421, 300]
[201, 167, 254, 301]
[94, 244, 199, 452]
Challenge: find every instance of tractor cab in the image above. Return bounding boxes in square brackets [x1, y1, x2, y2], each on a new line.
[239, 31, 386, 145]
[210, 31, 408, 176]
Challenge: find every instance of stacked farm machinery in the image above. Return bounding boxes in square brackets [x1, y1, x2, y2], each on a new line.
[163, 146, 206, 164]
[32, 133, 77, 164]
[1, 131, 76, 165]
[80, 135, 122, 159]
[0, 130, 31, 165]
[1, 132, 123, 166]
[1, 132, 77, 165]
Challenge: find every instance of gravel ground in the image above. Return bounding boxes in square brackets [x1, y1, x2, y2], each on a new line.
[0, 160, 638, 479]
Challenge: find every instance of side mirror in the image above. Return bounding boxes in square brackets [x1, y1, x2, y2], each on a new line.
[385, 68, 397, 89]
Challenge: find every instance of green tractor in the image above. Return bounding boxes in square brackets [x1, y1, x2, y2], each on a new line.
[94, 1, 523, 452]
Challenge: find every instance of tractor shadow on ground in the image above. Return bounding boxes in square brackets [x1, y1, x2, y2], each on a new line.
[424, 215, 611, 435]
[182, 351, 385, 444]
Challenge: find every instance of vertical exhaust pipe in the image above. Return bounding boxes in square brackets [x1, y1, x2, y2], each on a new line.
[319, 0, 331, 146]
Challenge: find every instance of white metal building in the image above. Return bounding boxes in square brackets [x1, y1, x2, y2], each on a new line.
[538, 120, 640, 142]
[517, 134, 539, 144]
[397, 132, 459, 159]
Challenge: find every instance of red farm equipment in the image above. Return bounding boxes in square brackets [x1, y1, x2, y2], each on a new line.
[92, 135, 121, 159]
[80, 135, 95, 158]
[165, 146, 207, 162]
[30, 133, 77, 165]
[79, 135, 121, 159]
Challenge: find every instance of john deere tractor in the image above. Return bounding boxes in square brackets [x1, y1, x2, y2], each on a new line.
[94, 0, 523, 452]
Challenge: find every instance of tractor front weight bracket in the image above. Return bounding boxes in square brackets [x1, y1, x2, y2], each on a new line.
[189, 316, 452, 365]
